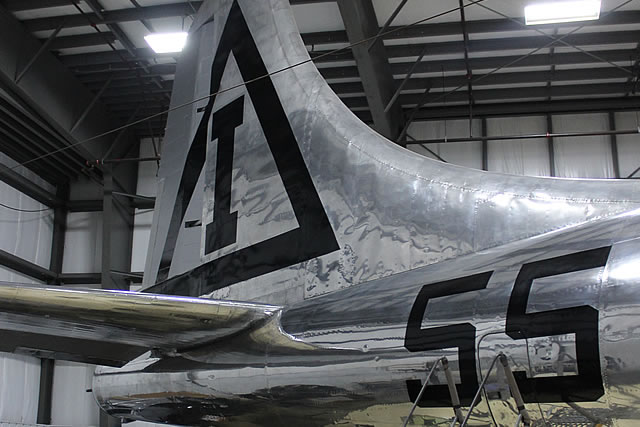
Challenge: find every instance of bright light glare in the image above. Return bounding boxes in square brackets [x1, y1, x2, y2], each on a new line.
[144, 32, 188, 53]
[525, 0, 601, 25]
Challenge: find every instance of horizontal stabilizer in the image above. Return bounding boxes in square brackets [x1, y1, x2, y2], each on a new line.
[0, 282, 279, 366]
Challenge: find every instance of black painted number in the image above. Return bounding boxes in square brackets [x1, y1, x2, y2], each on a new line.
[405, 272, 493, 407]
[405, 246, 611, 406]
[505, 246, 611, 402]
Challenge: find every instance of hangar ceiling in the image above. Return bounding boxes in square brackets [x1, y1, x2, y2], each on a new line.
[0, 0, 640, 184]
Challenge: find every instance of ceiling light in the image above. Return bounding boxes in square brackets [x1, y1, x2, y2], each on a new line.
[525, 0, 601, 25]
[144, 32, 188, 54]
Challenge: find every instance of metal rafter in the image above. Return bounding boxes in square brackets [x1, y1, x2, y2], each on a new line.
[23, 2, 201, 32]
[46, 27, 640, 63]
[3, 0, 326, 13]
[408, 97, 640, 121]
[337, 0, 403, 140]
[303, 10, 640, 46]
[66, 48, 635, 83]
[344, 82, 635, 109]
[0, 3, 116, 168]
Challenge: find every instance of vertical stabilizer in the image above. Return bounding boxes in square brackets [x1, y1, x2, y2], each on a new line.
[144, 0, 640, 303]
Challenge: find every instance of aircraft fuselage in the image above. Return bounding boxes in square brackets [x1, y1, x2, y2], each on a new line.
[94, 211, 640, 426]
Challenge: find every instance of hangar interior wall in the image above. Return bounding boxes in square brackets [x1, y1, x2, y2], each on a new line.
[0, 113, 639, 425]
[408, 112, 640, 178]
[0, 153, 51, 426]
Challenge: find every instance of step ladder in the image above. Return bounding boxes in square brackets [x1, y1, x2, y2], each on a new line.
[402, 353, 531, 427]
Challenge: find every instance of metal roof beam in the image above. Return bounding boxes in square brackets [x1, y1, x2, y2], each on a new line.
[65, 48, 624, 81]
[74, 63, 176, 77]
[60, 48, 159, 68]
[5, 0, 328, 12]
[311, 30, 640, 63]
[408, 97, 640, 120]
[337, 0, 403, 140]
[333, 66, 631, 95]
[342, 82, 634, 109]
[3, 0, 75, 11]
[24, 2, 203, 32]
[301, 10, 640, 47]
[43, 32, 117, 50]
[0, 96, 88, 172]
[62, 35, 636, 73]
[101, 85, 172, 98]
[90, 65, 631, 100]
[0, 3, 116, 163]
[0, 116, 79, 178]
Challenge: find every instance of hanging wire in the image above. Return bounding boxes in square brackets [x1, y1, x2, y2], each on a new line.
[0, 202, 52, 213]
[10, 0, 489, 171]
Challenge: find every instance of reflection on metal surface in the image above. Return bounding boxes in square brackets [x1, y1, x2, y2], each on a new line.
[0, 283, 279, 366]
[3, 0, 640, 425]
[91, 215, 640, 426]
[83, 0, 640, 423]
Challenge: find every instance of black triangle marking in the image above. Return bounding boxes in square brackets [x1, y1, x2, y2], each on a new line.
[149, 0, 339, 296]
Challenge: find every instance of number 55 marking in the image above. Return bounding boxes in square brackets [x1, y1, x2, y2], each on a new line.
[405, 246, 611, 406]
[506, 246, 611, 403]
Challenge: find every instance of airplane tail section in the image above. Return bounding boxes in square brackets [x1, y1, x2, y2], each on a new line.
[143, 0, 640, 303]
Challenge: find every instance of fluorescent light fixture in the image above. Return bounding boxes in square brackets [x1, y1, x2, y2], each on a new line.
[525, 0, 601, 25]
[144, 32, 188, 53]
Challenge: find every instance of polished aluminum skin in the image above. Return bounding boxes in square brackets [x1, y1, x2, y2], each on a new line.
[2, 0, 640, 425]
[96, 0, 640, 424]
[93, 0, 640, 425]
[0, 284, 280, 366]
[94, 211, 640, 426]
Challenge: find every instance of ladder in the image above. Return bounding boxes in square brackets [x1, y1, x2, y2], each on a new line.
[403, 353, 531, 427]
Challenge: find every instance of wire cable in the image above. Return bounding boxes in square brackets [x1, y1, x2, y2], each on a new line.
[0, 202, 52, 213]
[10, 0, 487, 171]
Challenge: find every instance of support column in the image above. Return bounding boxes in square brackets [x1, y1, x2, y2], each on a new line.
[337, 0, 403, 141]
[37, 183, 67, 424]
[99, 132, 139, 427]
[36, 359, 54, 424]
[481, 118, 488, 171]
[609, 111, 621, 178]
[546, 114, 556, 177]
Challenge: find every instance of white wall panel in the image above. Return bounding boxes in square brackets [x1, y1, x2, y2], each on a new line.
[552, 113, 615, 178]
[613, 112, 640, 178]
[487, 116, 550, 176]
[0, 159, 52, 424]
[61, 212, 102, 274]
[51, 362, 98, 427]
[0, 183, 53, 270]
[0, 355, 40, 425]
[57, 212, 103, 425]
[407, 119, 483, 169]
